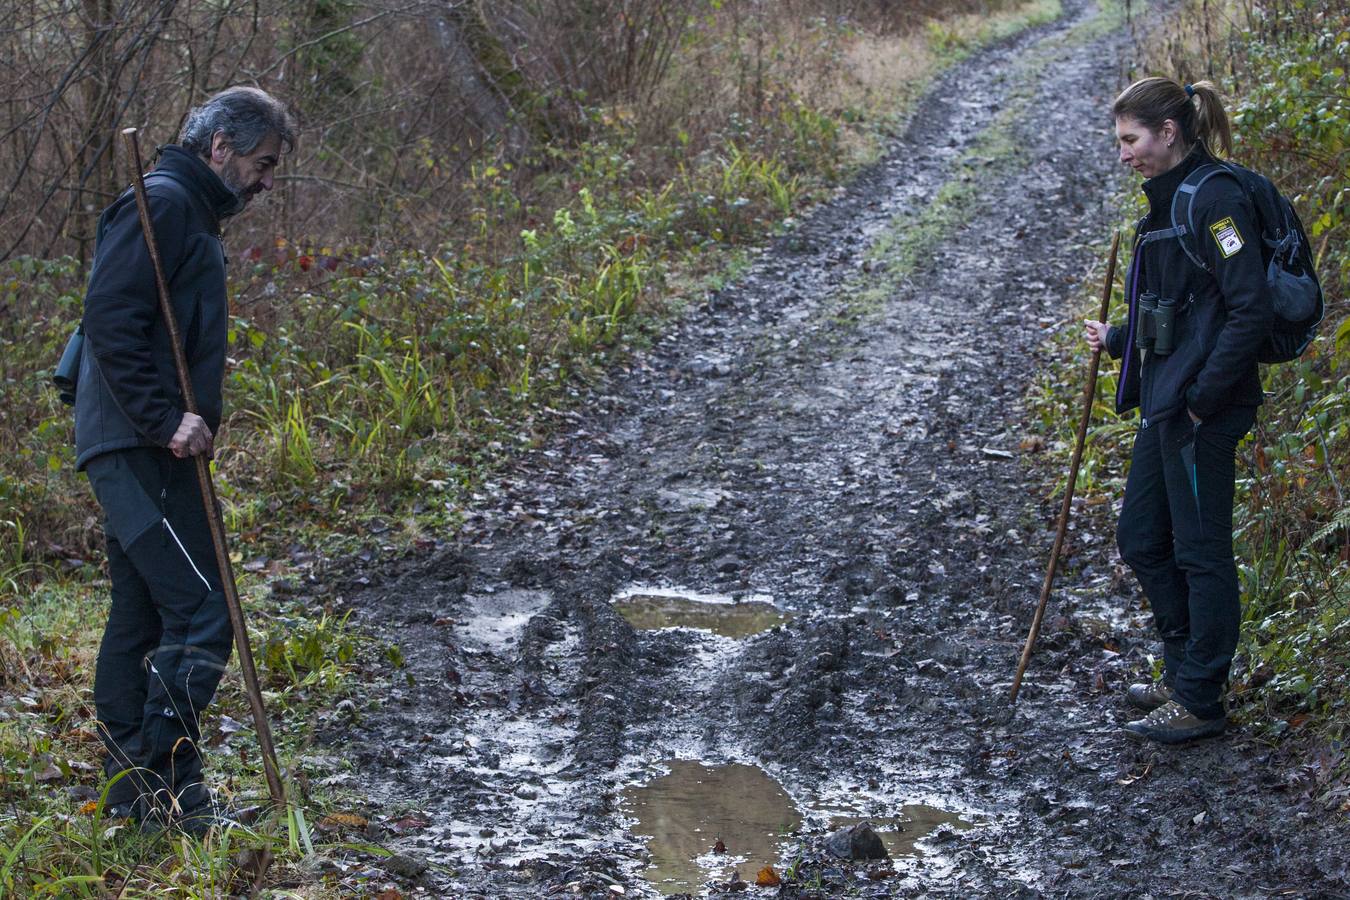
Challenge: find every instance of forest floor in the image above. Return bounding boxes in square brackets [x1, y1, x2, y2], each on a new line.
[316, 1, 1350, 896]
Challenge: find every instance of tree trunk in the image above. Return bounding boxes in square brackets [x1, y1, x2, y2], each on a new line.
[75, 0, 119, 267]
[436, 3, 534, 158]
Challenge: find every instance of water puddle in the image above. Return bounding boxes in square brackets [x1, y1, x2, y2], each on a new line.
[826, 804, 972, 857]
[457, 589, 550, 653]
[623, 761, 802, 895]
[613, 587, 790, 638]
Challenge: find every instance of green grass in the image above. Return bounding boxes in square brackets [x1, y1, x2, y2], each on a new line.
[0, 575, 375, 897]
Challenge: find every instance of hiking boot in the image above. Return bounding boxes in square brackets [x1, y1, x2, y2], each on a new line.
[1125, 680, 1175, 712]
[1122, 700, 1225, 745]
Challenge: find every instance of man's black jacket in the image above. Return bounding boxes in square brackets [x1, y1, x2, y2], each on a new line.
[1106, 143, 1271, 426]
[75, 146, 241, 470]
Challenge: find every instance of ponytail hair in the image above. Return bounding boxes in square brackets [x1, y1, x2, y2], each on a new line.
[1112, 76, 1233, 157]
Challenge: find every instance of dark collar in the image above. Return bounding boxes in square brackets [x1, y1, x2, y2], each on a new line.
[152, 145, 243, 223]
[1141, 142, 1215, 213]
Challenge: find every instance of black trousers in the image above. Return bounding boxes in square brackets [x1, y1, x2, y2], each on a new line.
[1116, 404, 1256, 721]
[85, 447, 233, 813]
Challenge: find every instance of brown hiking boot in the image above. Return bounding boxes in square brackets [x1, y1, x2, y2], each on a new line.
[1125, 680, 1175, 712]
[1122, 700, 1226, 745]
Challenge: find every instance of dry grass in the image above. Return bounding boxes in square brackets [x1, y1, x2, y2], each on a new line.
[790, 0, 1064, 160]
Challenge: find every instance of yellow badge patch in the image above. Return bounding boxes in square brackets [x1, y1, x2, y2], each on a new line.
[1210, 217, 1244, 258]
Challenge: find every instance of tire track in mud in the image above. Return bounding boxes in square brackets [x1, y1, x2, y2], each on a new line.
[331, 1, 1350, 896]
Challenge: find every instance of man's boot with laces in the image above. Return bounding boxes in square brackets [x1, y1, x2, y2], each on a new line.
[1123, 699, 1226, 744]
[1125, 680, 1175, 712]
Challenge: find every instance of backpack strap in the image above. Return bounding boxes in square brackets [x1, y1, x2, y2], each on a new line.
[1169, 162, 1241, 274]
[1138, 226, 1187, 245]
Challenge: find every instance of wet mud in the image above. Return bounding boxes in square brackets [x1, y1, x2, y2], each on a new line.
[328, 1, 1350, 896]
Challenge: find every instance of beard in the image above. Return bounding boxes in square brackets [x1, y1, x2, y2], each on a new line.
[216, 164, 253, 218]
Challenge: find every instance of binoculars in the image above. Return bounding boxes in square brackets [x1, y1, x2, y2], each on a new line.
[1136, 292, 1176, 356]
[52, 325, 84, 405]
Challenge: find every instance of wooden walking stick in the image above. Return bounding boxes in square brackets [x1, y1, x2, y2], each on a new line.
[1010, 230, 1121, 704]
[121, 128, 287, 810]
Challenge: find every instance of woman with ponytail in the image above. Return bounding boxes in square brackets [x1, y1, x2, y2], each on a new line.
[1083, 76, 1272, 744]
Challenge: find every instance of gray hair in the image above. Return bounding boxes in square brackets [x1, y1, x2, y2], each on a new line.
[179, 86, 296, 157]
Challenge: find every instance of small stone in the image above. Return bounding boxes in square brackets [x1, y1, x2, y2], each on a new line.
[381, 853, 428, 879]
[270, 578, 300, 596]
[870, 584, 904, 605]
[713, 555, 741, 574]
[824, 822, 889, 861]
[66, 785, 98, 802]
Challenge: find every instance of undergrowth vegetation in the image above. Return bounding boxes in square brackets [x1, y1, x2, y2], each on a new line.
[1031, 0, 1349, 760]
[2, 1, 1063, 583]
[0, 1, 1063, 895]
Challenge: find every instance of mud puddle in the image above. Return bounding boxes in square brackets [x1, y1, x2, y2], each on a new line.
[622, 760, 802, 895]
[613, 586, 790, 637]
[624, 762, 976, 895]
[824, 805, 972, 858]
[456, 587, 551, 651]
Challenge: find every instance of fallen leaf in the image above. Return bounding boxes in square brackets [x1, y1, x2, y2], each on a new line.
[387, 813, 431, 834]
[63, 728, 101, 744]
[755, 866, 781, 887]
[317, 811, 369, 832]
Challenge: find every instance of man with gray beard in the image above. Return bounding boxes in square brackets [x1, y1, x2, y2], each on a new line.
[74, 86, 296, 835]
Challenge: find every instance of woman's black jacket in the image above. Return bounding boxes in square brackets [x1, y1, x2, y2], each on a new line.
[74, 146, 240, 470]
[1105, 144, 1271, 428]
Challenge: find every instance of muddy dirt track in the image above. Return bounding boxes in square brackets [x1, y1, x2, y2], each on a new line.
[323, 2, 1350, 896]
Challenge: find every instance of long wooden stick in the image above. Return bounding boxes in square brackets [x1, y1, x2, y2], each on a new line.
[121, 128, 287, 808]
[1010, 230, 1121, 704]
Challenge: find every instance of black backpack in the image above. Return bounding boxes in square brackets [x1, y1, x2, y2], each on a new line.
[1169, 160, 1324, 363]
